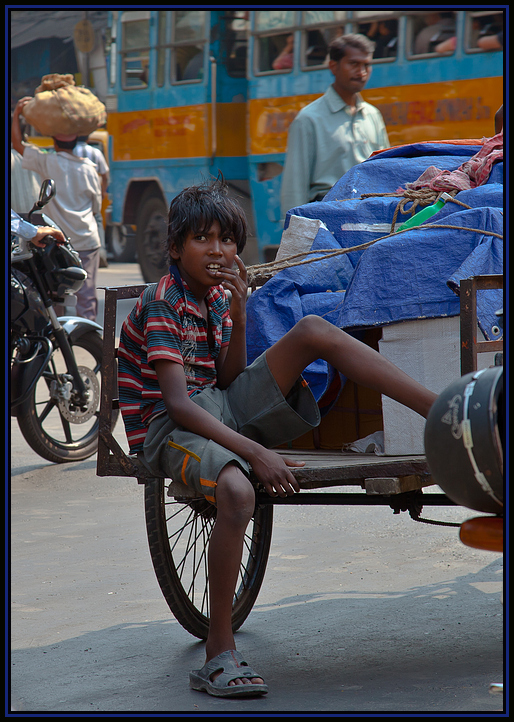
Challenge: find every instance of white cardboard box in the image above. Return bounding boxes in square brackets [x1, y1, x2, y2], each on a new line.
[378, 316, 496, 455]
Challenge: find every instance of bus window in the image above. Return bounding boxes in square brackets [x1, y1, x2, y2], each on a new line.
[354, 16, 398, 60]
[171, 10, 207, 82]
[254, 10, 296, 73]
[466, 11, 504, 52]
[121, 11, 150, 89]
[300, 10, 348, 68]
[409, 11, 456, 57]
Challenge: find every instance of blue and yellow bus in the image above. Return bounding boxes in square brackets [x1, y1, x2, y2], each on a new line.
[104, 9, 504, 280]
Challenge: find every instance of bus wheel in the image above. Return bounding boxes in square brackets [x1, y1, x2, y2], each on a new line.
[135, 191, 169, 282]
[109, 224, 137, 262]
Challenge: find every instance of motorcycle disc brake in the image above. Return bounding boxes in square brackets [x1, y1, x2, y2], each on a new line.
[57, 365, 100, 423]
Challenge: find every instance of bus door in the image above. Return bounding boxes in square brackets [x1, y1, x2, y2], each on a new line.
[247, 11, 347, 262]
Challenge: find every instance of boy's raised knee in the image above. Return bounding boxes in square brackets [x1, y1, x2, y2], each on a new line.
[292, 315, 334, 347]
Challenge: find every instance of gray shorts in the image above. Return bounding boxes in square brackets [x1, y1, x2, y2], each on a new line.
[142, 352, 320, 503]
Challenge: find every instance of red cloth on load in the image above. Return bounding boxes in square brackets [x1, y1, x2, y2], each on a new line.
[400, 131, 503, 193]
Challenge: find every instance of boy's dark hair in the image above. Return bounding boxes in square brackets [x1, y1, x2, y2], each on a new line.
[167, 177, 247, 257]
[329, 33, 375, 62]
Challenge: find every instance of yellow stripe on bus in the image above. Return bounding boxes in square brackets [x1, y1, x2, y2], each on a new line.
[248, 77, 503, 154]
[108, 102, 246, 162]
[107, 77, 501, 163]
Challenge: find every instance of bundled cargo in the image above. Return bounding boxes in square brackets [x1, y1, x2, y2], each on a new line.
[246, 139, 503, 454]
[21, 73, 106, 138]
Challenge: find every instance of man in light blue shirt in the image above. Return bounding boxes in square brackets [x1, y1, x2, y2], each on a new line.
[280, 34, 389, 218]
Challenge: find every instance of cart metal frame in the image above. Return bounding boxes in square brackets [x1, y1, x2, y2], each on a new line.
[95, 274, 502, 639]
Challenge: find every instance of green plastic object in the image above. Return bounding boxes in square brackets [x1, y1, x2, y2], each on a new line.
[395, 192, 452, 232]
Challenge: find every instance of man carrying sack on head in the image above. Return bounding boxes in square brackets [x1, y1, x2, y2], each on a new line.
[11, 75, 106, 321]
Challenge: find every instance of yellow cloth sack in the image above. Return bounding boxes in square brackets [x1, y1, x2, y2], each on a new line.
[22, 74, 106, 137]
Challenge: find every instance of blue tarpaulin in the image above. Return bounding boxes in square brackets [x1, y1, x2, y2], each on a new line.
[246, 142, 503, 402]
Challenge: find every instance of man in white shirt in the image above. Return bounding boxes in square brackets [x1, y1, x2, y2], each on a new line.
[11, 97, 102, 321]
[280, 34, 389, 218]
[10, 148, 41, 214]
[74, 135, 110, 266]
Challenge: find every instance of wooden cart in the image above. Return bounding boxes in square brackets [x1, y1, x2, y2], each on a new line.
[96, 276, 502, 640]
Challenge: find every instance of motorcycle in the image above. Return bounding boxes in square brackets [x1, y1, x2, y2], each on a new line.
[11, 179, 114, 463]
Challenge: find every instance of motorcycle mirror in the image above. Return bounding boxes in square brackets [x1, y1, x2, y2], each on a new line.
[38, 179, 56, 207]
[28, 179, 56, 222]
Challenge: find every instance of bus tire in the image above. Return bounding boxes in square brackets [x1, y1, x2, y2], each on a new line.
[135, 190, 169, 282]
[109, 224, 137, 262]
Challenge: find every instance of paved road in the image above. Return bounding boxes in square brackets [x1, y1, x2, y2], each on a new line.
[9, 263, 505, 715]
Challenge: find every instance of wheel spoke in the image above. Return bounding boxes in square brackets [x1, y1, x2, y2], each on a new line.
[186, 523, 210, 601]
[177, 515, 211, 580]
[165, 500, 214, 611]
[200, 521, 210, 615]
[167, 507, 197, 557]
[188, 516, 201, 605]
[59, 414, 74, 443]
[15, 331, 106, 463]
[235, 529, 258, 600]
[35, 398, 57, 423]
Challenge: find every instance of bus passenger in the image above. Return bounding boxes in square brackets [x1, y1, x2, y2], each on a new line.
[118, 177, 438, 698]
[413, 12, 455, 55]
[272, 34, 294, 69]
[434, 36, 456, 53]
[280, 34, 389, 218]
[477, 31, 503, 51]
[364, 20, 397, 59]
[476, 12, 503, 51]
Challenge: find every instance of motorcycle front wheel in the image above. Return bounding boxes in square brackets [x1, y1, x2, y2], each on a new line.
[16, 331, 113, 463]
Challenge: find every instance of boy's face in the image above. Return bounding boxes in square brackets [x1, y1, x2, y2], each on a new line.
[170, 221, 239, 296]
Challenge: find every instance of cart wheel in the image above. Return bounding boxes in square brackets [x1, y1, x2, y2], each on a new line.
[145, 478, 273, 640]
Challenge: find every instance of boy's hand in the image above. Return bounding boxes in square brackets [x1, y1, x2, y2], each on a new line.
[249, 448, 305, 497]
[219, 255, 248, 325]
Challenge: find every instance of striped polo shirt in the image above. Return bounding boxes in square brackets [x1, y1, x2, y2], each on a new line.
[118, 267, 233, 453]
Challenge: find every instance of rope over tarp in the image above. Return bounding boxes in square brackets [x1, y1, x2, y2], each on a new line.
[359, 189, 473, 232]
[245, 193, 504, 289]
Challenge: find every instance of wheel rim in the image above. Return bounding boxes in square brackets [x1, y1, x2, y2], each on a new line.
[136, 196, 169, 282]
[56, 365, 100, 423]
[110, 226, 127, 257]
[141, 209, 168, 278]
[33, 341, 101, 449]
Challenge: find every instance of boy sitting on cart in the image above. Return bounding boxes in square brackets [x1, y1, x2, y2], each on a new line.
[118, 178, 437, 698]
